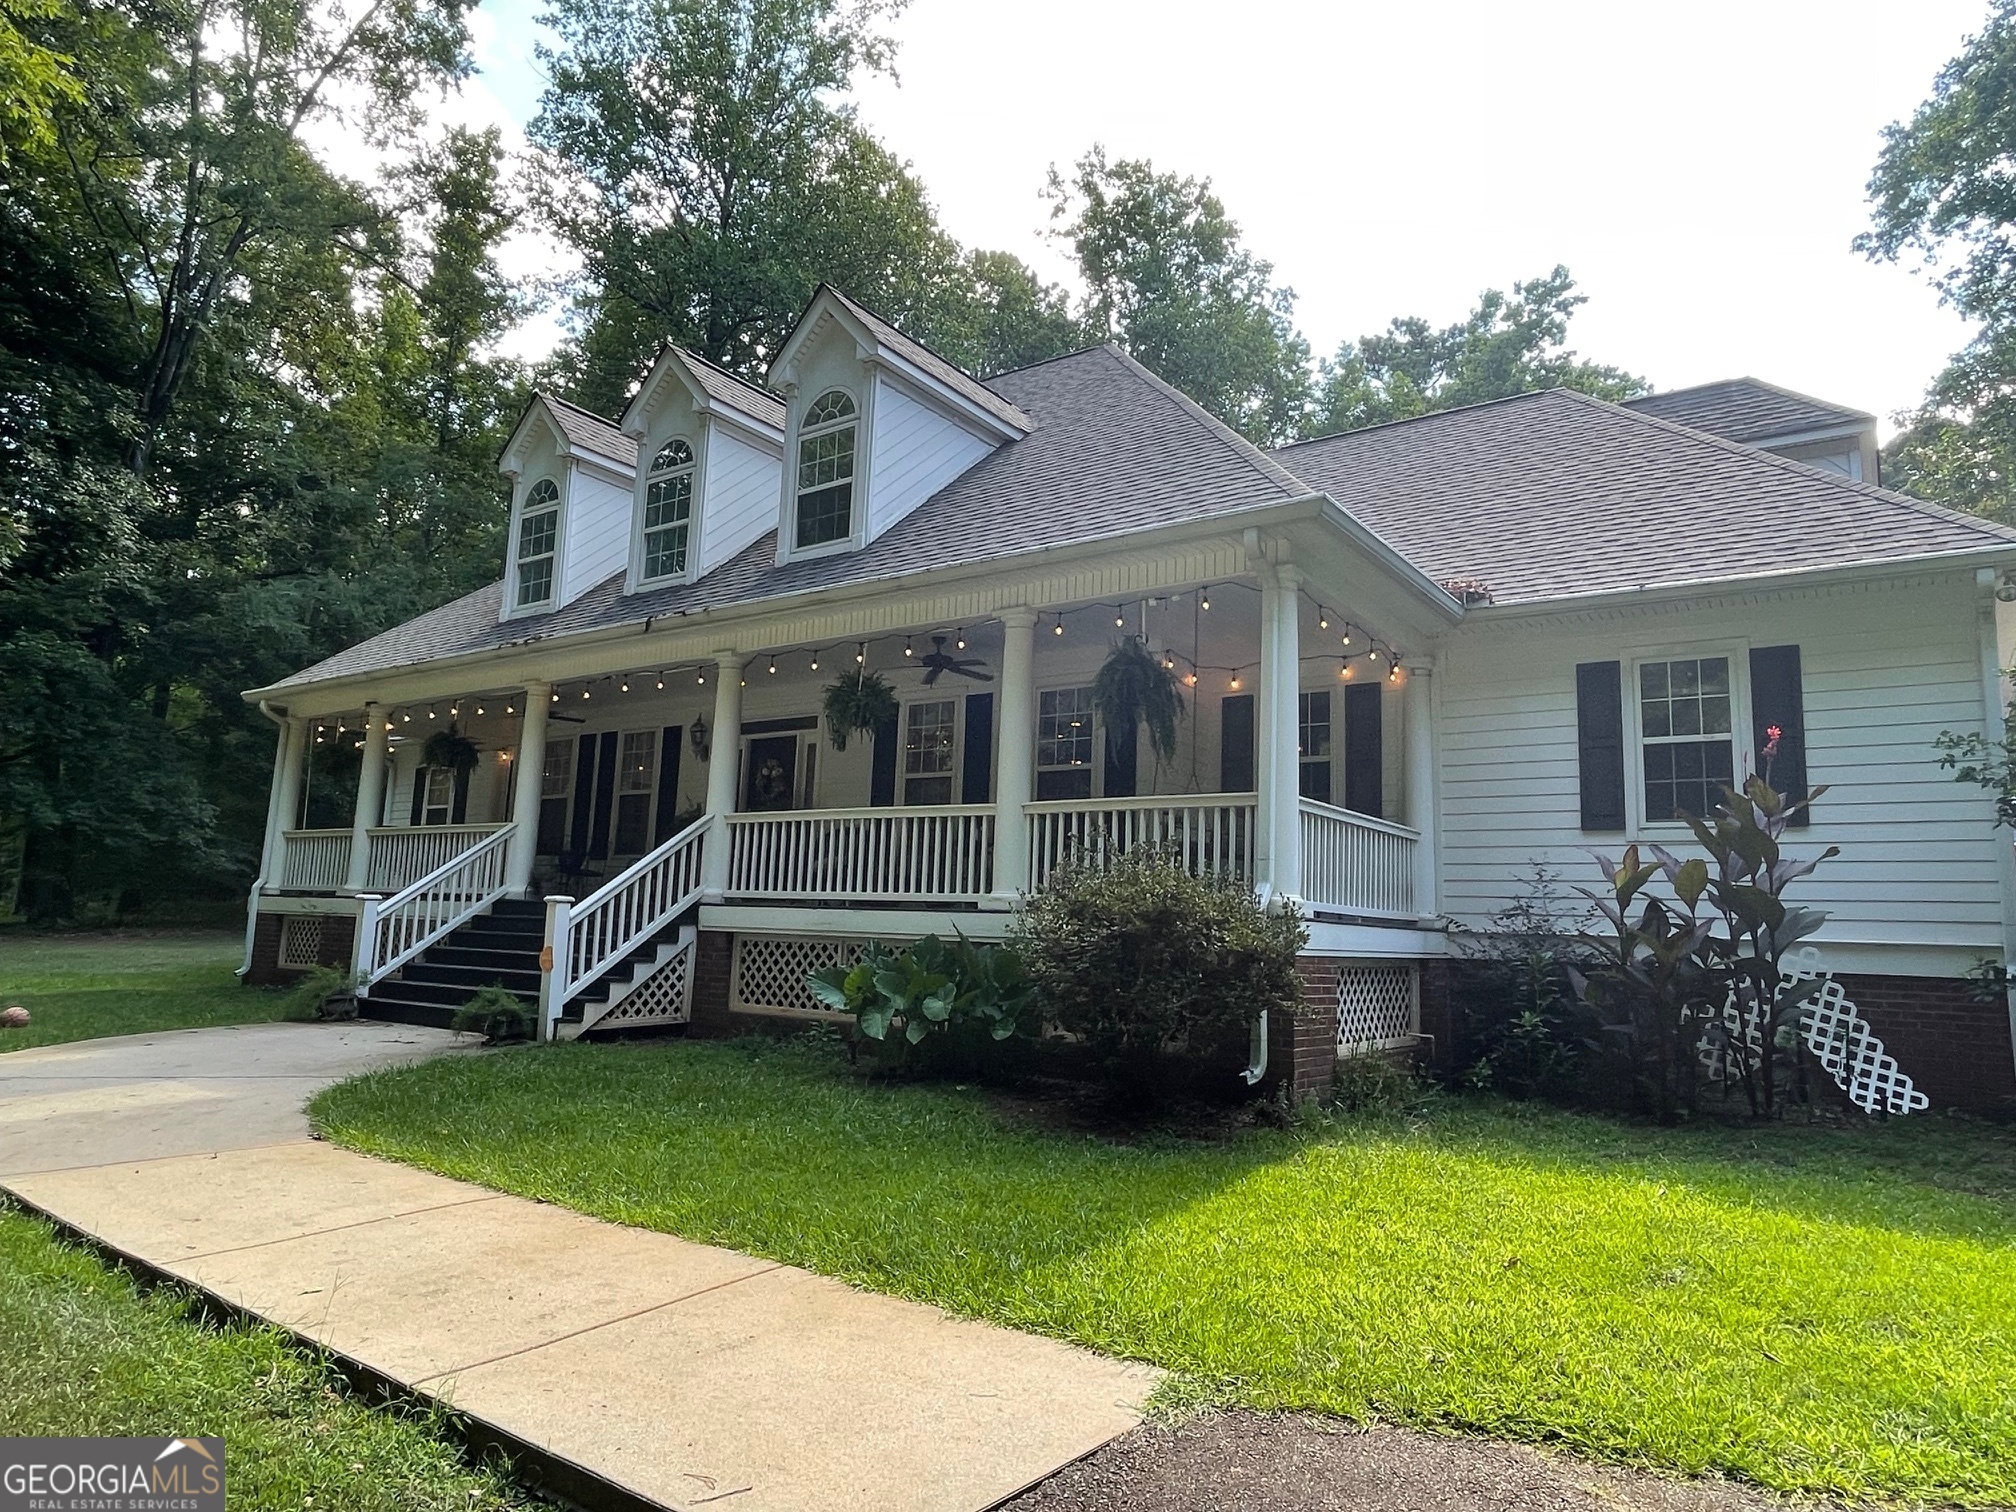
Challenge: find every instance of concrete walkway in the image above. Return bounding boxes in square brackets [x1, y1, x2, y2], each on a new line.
[0, 1023, 1156, 1512]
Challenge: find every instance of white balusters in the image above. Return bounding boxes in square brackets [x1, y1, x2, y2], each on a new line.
[1023, 794, 1258, 892]
[544, 817, 711, 1036]
[278, 830, 354, 890]
[354, 827, 514, 992]
[723, 808, 996, 903]
[1298, 799, 1418, 919]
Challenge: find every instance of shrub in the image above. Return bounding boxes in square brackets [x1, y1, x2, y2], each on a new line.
[1446, 862, 1592, 1100]
[450, 985, 536, 1043]
[806, 934, 1036, 1076]
[1016, 849, 1306, 1106]
[283, 965, 359, 1022]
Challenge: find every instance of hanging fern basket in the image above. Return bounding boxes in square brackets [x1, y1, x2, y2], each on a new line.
[822, 669, 899, 752]
[1093, 638, 1184, 763]
[421, 725, 480, 774]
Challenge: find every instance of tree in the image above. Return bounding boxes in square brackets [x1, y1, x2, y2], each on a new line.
[1862, 2, 2016, 522]
[1304, 266, 1646, 438]
[0, 0, 83, 161]
[1045, 146, 1311, 444]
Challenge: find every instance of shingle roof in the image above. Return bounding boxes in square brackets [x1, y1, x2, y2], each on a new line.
[1621, 378, 1870, 445]
[266, 345, 1306, 690]
[667, 347, 786, 431]
[819, 286, 1035, 435]
[1275, 387, 2016, 606]
[543, 393, 638, 466]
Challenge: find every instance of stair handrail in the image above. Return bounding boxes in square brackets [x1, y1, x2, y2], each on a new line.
[543, 815, 712, 1033]
[355, 826, 514, 995]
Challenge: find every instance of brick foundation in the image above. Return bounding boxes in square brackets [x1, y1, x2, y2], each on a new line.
[243, 910, 355, 986]
[1278, 957, 1341, 1102]
[1418, 958, 1456, 1075]
[1837, 974, 2016, 1116]
[688, 928, 736, 1035]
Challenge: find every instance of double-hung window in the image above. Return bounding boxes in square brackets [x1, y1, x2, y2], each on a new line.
[537, 738, 571, 854]
[643, 440, 694, 580]
[420, 767, 454, 826]
[1639, 656, 1734, 822]
[794, 390, 856, 549]
[1298, 690, 1333, 803]
[515, 478, 560, 609]
[902, 700, 957, 805]
[1036, 687, 1095, 801]
[614, 730, 656, 853]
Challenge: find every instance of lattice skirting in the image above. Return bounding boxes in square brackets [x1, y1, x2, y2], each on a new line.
[1336, 963, 1420, 1055]
[731, 935, 871, 1016]
[278, 914, 326, 970]
[596, 936, 697, 1028]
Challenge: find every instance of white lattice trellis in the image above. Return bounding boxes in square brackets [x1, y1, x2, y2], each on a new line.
[595, 936, 697, 1029]
[1335, 963, 1419, 1054]
[278, 914, 326, 969]
[1706, 945, 1928, 1116]
[731, 935, 870, 1015]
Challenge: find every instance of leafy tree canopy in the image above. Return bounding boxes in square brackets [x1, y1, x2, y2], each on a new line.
[1304, 266, 1646, 438]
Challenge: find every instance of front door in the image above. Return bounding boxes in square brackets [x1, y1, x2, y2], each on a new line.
[743, 735, 799, 812]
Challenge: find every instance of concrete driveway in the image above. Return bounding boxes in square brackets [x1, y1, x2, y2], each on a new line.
[0, 1022, 1156, 1512]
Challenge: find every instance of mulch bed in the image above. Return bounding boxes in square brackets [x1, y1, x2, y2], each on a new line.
[1001, 1412, 1832, 1512]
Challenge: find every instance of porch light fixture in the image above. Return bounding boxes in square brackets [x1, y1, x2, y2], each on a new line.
[690, 716, 710, 761]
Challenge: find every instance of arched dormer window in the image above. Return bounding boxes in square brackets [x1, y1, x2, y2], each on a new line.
[515, 477, 560, 609]
[794, 389, 857, 549]
[643, 439, 695, 580]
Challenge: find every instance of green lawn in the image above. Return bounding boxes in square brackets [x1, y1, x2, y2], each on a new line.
[0, 1208, 539, 1510]
[315, 1038, 2016, 1506]
[0, 929, 297, 1051]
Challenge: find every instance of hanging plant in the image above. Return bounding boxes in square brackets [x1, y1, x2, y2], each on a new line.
[1093, 637, 1184, 763]
[421, 724, 480, 774]
[822, 669, 899, 752]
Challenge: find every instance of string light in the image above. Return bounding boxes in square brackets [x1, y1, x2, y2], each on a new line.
[402, 711, 413, 723]
[1340, 661, 1354, 680]
[810, 653, 820, 670]
[427, 707, 437, 719]
[475, 704, 485, 715]
[550, 691, 559, 703]
[903, 638, 914, 657]
[855, 642, 866, 664]
[1052, 617, 1064, 636]
[1318, 608, 1331, 630]
[1228, 674, 1241, 690]
[1201, 587, 1211, 611]
[954, 628, 966, 650]
[1184, 672, 1198, 687]
[656, 673, 665, 690]
[1368, 649, 1380, 662]
[505, 703, 515, 715]
[768, 656, 778, 675]
[1114, 611, 1125, 628]
[581, 685, 591, 699]
[1341, 632, 1352, 647]
[620, 679, 630, 692]
[1388, 664, 1402, 683]
[383, 720, 394, 732]
[697, 669, 707, 685]
[450, 704, 460, 718]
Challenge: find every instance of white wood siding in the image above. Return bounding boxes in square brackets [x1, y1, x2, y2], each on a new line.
[1435, 573, 2003, 958]
[560, 462, 632, 607]
[699, 423, 782, 576]
[865, 374, 994, 544]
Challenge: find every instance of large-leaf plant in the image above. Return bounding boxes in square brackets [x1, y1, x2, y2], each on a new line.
[807, 934, 1035, 1048]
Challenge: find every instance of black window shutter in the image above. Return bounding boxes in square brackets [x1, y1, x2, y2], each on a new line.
[1220, 695, 1255, 792]
[1749, 645, 1809, 826]
[450, 767, 470, 824]
[869, 712, 898, 807]
[1343, 683, 1383, 818]
[1576, 661, 1627, 831]
[1104, 722, 1138, 798]
[569, 733, 597, 857]
[961, 694, 994, 804]
[653, 726, 684, 843]
[587, 731, 619, 859]
[408, 765, 427, 826]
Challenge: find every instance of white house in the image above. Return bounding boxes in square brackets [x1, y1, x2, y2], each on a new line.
[240, 287, 2016, 1109]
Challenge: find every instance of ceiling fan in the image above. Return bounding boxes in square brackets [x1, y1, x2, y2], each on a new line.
[919, 635, 993, 686]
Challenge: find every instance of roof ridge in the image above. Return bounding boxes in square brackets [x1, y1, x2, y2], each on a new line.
[1625, 375, 1873, 425]
[674, 345, 782, 404]
[542, 390, 620, 425]
[1274, 386, 1564, 454]
[1096, 344, 1316, 498]
[981, 342, 1116, 382]
[1559, 387, 2016, 544]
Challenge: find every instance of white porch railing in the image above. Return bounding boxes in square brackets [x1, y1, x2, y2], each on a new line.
[355, 827, 513, 993]
[366, 824, 506, 891]
[1025, 793, 1257, 892]
[1299, 799, 1418, 919]
[279, 829, 352, 890]
[545, 816, 711, 1035]
[725, 806, 997, 903]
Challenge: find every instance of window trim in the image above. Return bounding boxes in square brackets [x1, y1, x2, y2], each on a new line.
[897, 693, 962, 808]
[509, 475, 564, 615]
[782, 384, 867, 563]
[1622, 640, 1753, 833]
[632, 434, 701, 589]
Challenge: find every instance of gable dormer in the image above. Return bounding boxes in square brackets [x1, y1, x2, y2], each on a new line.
[618, 347, 785, 590]
[496, 393, 638, 620]
[766, 286, 1032, 564]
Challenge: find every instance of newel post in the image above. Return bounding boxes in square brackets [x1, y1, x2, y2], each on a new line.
[353, 893, 383, 998]
[539, 893, 574, 1041]
[989, 607, 1038, 906]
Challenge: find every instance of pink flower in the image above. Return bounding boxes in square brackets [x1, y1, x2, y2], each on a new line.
[1762, 724, 1782, 761]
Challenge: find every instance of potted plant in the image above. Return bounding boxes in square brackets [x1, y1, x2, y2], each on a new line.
[1093, 638, 1184, 762]
[822, 669, 899, 751]
[421, 724, 480, 775]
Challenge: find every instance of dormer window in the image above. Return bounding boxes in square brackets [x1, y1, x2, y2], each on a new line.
[643, 439, 695, 580]
[515, 478, 560, 608]
[794, 390, 857, 549]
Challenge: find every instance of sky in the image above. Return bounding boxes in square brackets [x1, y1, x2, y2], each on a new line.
[444, 0, 1990, 435]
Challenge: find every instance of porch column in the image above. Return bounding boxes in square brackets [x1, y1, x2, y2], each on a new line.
[344, 702, 390, 892]
[1403, 658, 1439, 920]
[989, 607, 1038, 906]
[1258, 565, 1303, 905]
[505, 681, 552, 896]
[259, 714, 308, 884]
[699, 650, 746, 899]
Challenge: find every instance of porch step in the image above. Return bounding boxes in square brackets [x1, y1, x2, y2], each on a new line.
[355, 899, 544, 1031]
